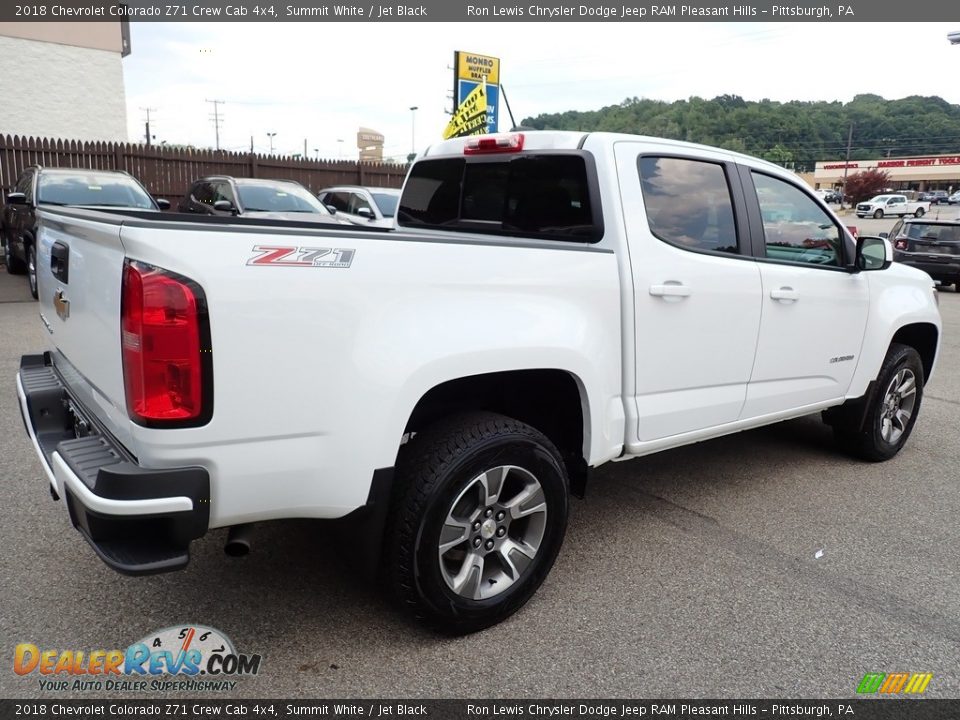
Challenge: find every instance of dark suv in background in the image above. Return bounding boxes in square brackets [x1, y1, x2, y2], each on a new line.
[2, 166, 168, 299]
[885, 217, 960, 290]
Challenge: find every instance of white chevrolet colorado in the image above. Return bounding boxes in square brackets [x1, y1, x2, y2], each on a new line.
[17, 132, 941, 633]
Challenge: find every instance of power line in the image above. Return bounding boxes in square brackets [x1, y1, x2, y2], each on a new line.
[140, 107, 158, 146]
[205, 99, 225, 151]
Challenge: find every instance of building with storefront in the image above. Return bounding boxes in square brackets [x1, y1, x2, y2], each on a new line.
[813, 153, 960, 194]
[0, 22, 130, 142]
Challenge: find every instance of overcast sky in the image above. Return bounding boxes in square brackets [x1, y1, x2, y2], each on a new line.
[123, 22, 960, 161]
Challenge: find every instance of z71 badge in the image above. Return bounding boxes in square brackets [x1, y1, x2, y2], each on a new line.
[246, 245, 355, 268]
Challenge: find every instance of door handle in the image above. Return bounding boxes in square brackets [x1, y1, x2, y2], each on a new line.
[649, 283, 691, 298]
[770, 286, 799, 302]
[51, 241, 69, 283]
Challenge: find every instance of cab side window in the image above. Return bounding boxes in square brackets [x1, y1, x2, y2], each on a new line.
[752, 172, 843, 268]
[191, 182, 216, 208]
[638, 157, 739, 255]
[16, 170, 35, 204]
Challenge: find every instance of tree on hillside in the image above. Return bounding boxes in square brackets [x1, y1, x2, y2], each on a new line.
[843, 169, 891, 205]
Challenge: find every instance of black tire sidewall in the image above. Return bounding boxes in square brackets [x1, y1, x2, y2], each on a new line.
[411, 434, 568, 630]
[28, 243, 38, 298]
[864, 347, 924, 460]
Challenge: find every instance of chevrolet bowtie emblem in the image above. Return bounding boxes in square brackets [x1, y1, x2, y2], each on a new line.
[54, 290, 70, 321]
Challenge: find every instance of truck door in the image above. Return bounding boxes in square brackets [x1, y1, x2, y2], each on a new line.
[737, 168, 870, 418]
[614, 143, 762, 441]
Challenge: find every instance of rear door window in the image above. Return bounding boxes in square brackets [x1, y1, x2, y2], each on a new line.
[398, 154, 602, 242]
[638, 156, 740, 255]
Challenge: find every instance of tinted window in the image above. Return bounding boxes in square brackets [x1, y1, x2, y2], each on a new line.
[324, 191, 351, 213]
[38, 172, 154, 209]
[236, 182, 330, 214]
[192, 182, 216, 206]
[638, 157, 738, 255]
[398, 154, 600, 242]
[371, 192, 399, 218]
[348, 192, 373, 215]
[752, 172, 843, 267]
[213, 182, 235, 205]
[16, 171, 35, 203]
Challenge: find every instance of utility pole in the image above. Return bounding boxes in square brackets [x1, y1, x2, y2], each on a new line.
[840, 121, 854, 210]
[141, 107, 157, 146]
[304, 139, 308, 158]
[205, 99, 225, 150]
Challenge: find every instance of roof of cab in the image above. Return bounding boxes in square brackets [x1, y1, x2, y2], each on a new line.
[418, 130, 788, 176]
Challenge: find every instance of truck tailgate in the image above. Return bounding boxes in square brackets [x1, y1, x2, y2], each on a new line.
[36, 208, 134, 451]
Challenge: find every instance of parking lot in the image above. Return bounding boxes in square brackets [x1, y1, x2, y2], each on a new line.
[1, 238, 959, 699]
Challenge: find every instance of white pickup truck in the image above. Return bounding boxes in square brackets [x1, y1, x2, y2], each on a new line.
[856, 193, 930, 219]
[17, 132, 941, 633]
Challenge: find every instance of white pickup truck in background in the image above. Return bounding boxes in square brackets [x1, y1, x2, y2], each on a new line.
[856, 193, 931, 219]
[17, 131, 941, 633]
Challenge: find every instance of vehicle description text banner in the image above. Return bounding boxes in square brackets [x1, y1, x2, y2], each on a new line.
[3, 700, 960, 719]
[3, 0, 960, 21]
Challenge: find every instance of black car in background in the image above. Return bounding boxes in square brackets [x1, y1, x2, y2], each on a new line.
[178, 176, 349, 224]
[2, 166, 168, 299]
[885, 217, 960, 290]
[824, 189, 842, 204]
[928, 190, 950, 205]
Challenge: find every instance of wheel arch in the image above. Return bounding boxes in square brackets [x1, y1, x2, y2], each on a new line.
[891, 322, 939, 385]
[402, 368, 590, 497]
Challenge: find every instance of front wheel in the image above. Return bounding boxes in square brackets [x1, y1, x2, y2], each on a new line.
[873, 209, 884, 219]
[27, 243, 38, 299]
[832, 343, 924, 462]
[4, 235, 26, 275]
[384, 412, 569, 634]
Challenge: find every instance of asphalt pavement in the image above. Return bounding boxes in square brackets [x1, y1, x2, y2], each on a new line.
[1, 252, 959, 699]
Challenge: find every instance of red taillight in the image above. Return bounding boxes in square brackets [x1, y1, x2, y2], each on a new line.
[121, 260, 210, 425]
[464, 133, 525, 155]
[895, 239, 908, 250]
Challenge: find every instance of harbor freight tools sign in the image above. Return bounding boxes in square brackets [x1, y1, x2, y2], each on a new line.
[443, 81, 488, 139]
[454, 50, 500, 134]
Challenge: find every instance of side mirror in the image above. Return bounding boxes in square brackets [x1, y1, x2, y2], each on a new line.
[356, 207, 375, 220]
[213, 199, 236, 213]
[854, 235, 893, 272]
[325, 204, 338, 215]
[5, 192, 27, 206]
[155, 198, 171, 210]
[878, 231, 889, 239]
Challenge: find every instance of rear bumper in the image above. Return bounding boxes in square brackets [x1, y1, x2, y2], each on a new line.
[894, 255, 960, 283]
[16, 353, 209, 575]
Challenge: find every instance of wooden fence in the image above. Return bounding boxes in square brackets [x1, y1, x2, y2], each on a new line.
[0, 134, 409, 209]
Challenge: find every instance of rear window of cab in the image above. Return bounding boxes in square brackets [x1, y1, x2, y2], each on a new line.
[397, 154, 603, 243]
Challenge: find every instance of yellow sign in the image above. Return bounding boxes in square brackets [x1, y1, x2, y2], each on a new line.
[443, 82, 488, 140]
[457, 51, 500, 85]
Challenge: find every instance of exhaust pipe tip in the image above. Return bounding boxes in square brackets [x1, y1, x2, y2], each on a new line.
[225, 523, 254, 557]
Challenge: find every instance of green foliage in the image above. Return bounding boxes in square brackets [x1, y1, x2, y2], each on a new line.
[843, 169, 892, 205]
[522, 94, 960, 172]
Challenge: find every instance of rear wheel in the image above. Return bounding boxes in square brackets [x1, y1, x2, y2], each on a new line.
[914, 207, 925, 218]
[384, 412, 569, 634]
[873, 209, 884, 219]
[831, 343, 924, 462]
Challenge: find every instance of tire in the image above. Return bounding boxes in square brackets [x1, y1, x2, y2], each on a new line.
[384, 412, 569, 634]
[873, 209, 883, 219]
[3, 236, 26, 275]
[832, 343, 924, 462]
[27, 242, 38, 300]
[914, 208, 925, 218]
